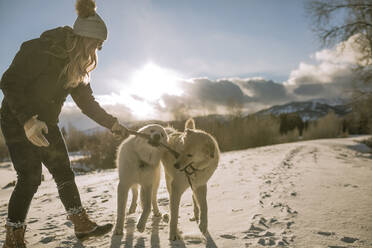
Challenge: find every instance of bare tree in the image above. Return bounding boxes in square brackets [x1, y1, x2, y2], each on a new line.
[307, 0, 372, 134]
[306, 0, 372, 72]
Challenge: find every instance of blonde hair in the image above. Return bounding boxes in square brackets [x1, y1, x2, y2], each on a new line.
[60, 33, 100, 88]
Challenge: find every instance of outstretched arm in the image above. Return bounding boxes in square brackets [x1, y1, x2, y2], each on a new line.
[70, 83, 117, 129]
[70, 83, 129, 139]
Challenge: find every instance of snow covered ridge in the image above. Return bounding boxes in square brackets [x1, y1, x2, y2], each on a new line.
[256, 98, 351, 121]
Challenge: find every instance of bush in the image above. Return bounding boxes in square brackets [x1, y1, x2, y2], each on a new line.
[279, 113, 305, 136]
[303, 112, 343, 140]
[343, 94, 372, 134]
[277, 128, 301, 144]
[82, 131, 121, 170]
[0, 112, 346, 168]
[169, 115, 297, 152]
[62, 115, 308, 171]
[65, 124, 88, 152]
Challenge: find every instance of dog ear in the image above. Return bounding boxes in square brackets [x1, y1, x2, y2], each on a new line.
[185, 118, 195, 130]
[203, 142, 215, 158]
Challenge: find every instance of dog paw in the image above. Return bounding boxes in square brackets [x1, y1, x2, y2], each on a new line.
[137, 222, 146, 233]
[113, 227, 123, 235]
[199, 222, 208, 234]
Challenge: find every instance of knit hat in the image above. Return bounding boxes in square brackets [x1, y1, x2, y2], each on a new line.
[73, 0, 108, 41]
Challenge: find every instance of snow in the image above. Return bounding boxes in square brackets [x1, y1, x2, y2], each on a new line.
[0, 136, 371, 247]
[257, 97, 351, 122]
[310, 98, 348, 106]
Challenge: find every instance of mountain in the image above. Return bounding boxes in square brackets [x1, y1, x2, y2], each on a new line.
[255, 98, 352, 121]
[73, 98, 352, 133]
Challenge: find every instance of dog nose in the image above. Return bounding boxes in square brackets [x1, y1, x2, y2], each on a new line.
[174, 162, 180, 169]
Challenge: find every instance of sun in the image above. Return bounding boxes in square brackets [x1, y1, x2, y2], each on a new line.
[119, 63, 184, 118]
[128, 63, 183, 101]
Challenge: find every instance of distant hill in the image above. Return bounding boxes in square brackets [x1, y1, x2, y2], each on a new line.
[79, 98, 352, 133]
[255, 98, 352, 121]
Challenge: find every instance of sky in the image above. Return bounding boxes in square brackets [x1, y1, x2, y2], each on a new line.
[0, 0, 360, 129]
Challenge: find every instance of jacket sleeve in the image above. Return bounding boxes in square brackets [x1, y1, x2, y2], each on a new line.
[70, 83, 117, 130]
[0, 42, 45, 125]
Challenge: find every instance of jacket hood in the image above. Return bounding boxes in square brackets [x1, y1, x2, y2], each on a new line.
[40, 26, 73, 59]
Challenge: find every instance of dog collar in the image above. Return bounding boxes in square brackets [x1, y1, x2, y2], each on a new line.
[181, 163, 198, 190]
[181, 163, 198, 176]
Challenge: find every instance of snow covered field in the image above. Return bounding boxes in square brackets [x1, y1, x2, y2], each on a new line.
[0, 136, 371, 247]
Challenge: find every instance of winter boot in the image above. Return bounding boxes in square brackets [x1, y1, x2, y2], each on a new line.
[2, 225, 27, 248]
[67, 209, 113, 240]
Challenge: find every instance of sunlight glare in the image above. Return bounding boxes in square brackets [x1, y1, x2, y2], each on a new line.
[127, 63, 183, 101]
[115, 63, 184, 118]
[97, 93, 156, 119]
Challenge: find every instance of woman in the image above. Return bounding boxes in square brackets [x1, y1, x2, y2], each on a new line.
[0, 0, 128, 246]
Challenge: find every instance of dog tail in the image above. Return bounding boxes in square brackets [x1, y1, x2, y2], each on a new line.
[185, 118, 195, 130]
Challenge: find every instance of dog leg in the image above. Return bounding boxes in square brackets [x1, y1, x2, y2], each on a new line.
[137, 184, 152, 232]
[194, 184, 208, 235]
[128, 185, 138, 214]
[114, 182, 130, 235]
[189, 193, 200, 223]
[152, 166, 161, 217]
[169, 185, 182, 241]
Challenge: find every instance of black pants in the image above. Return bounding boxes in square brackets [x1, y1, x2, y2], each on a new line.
[1, 117, 82, 223]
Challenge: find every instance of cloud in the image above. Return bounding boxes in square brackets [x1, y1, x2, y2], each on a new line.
[184, 78, 251, 104]
[293, 84, 324, 96]
[60, 35, 369, 130]
[151, 77, 293, 117]
[60, 77, 292, 128]
[283, 37, 368, 100]
[146, 78, 253, 117]
[59, 102, 134, 130]
[232, 77, 292, 104]
[284, 35, 364, 100]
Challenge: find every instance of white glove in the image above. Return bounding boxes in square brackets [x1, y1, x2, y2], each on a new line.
[23, 115, 49, 147]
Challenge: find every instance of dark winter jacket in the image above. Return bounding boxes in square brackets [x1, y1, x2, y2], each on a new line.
[0, 26, 117, 132]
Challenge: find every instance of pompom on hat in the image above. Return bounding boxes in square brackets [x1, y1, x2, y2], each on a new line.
[73, 0, 108, 41]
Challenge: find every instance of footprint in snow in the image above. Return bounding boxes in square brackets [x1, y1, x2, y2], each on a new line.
[220, 234, 237, 240]
[317, 231, 335, 236]
[341, 236, 358, 243]
[187, 239, 203, 244]
[28, 219, 38, 224]
[40, 236, 55, 244]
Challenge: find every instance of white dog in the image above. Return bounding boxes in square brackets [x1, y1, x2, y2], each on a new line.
[114, 124, 168, 235]
[162, 119, 220, 240]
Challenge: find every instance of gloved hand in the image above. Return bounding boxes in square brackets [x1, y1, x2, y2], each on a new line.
[23, 115, 49, 147]
[111, 120, 129, 140]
